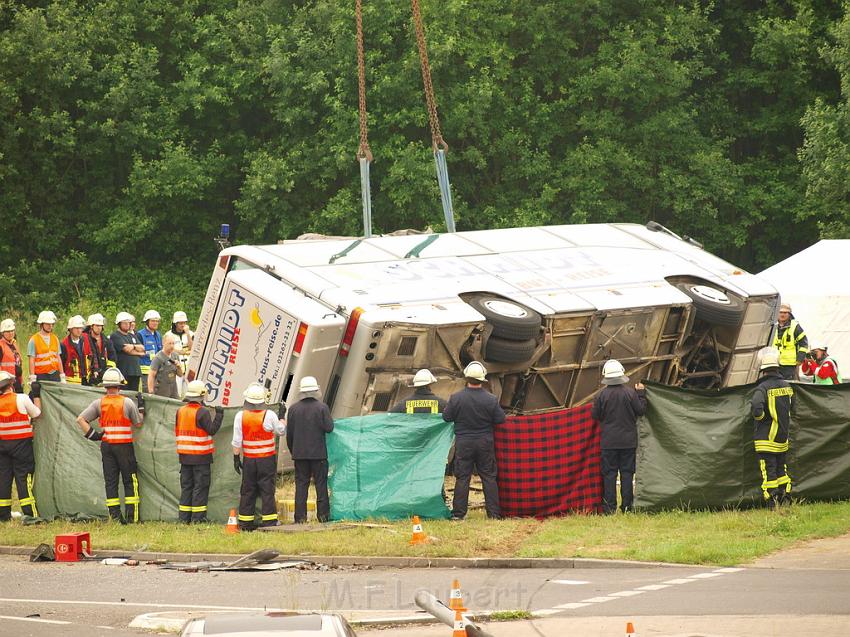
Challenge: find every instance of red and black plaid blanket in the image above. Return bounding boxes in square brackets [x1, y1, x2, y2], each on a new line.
[494, 404, 602, 517]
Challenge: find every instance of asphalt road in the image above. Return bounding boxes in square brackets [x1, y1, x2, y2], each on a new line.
[0, 556, 848, 636]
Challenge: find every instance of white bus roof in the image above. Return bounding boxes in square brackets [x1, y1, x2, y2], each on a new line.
[223, 223, 776, 323]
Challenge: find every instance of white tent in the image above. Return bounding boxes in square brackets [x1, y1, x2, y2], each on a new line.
[759, 240, 850, 380]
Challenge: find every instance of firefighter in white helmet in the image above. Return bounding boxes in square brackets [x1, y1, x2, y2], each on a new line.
[389, 369, 446, 414]
[442, 361, 506, 520]
[232, 383, 286, 529]
[174, 381, 223, 523]
[166, 311, 193, 396]
[0, 319, 24, 393]
[591, 360, 647, 514]
[60, 315, 95, 385]
[76, 368, 144, 523]
[27, 311, 65, 383]
[109, 312, 144, 391]
[138, 310, 163, 391]
[83, 313, 115, 385]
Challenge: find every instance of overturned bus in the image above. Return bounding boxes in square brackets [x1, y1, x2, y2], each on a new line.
[187, 222, 779, 416]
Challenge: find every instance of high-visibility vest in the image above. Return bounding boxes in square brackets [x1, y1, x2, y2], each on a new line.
[774, 320, 807, 366]
[241, 410, 275, 458]
[0, 338, 22, 381]
[30, 332, 62, 375]
[61, 335, 92, 384]
[100, 395, 134, 444]
[814, 357, 842, 385]
[175, 403, 214, 455]
[405, 399, 440, 414]
[0, 392, 32, 440]
[138, 329, 162, 375]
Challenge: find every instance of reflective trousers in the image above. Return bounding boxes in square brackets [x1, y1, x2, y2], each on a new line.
[179, 463, 211, 523]
[757, 451, 791, 503]
[101, 442, 140, 523]
[238, 456, 278, 528]
[0, 438, 37, 520]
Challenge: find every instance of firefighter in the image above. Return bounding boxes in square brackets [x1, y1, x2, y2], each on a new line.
[591, 359, 647, 514]
[27, 311, 65, 383]
[84, 313, 115, 385]
[286, 376, 333, 523]
[389, 369, 447, 413]
[175, 381, 223, 523]
[232, 383, 285, 530]
[0, 319, 24, 393]
[0, 372, 42, 521]
[109, 312, 144, 392]
[138, 310, 162, 391]
[76, 368, 144, 523]
[801, 343, 841, 385]
[443, 361, 505, 520]
[60, 315, 93, 385]
[752, 348, 794, 507]
[166, 311, 193, 396]
[773, 303, 808, 380]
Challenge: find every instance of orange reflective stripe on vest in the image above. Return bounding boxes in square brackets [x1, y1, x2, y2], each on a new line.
[175, 403, 214, 455]
[101, 395, 133, 444]
[241, 410, 275, 458]
[32, 333, 62, 375]
[0, 392, 32, 440]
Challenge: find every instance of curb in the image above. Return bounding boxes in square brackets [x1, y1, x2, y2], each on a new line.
[0, 544, 699, 570]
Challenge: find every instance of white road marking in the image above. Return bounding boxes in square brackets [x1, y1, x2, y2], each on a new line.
[689, 572, 723, 579]
[636, 584, 670, 591]
[581, 596, 619, 603]
[609, 590, 645, 597]
[0, 615, 71, 625]
[714, 567, 744, 573]
[552, 602, 592, 610]
[0, 597, 283, 611]
[549, 579, 590, 585]
[663, 578, 696, 585]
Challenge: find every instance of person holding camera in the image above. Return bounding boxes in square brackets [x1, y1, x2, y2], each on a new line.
[147, 333, 184, 398]
[801, 344, 841, 385]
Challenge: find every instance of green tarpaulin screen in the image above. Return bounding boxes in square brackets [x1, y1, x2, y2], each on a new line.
[636, 381, 850, 511]
[327, 413, 452, 520]
[34, 383, 242, 522]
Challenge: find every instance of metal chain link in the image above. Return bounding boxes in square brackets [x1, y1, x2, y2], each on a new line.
[355, 0, 373, 161]
[410, 0, 448, 151]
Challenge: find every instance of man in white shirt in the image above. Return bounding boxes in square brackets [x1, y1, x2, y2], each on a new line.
[0, 371, 42, 520]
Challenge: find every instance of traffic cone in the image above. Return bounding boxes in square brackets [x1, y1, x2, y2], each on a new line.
[409, 515, 428, 545]
[448, 578, 467, 612]
[452, 609, 465, 636]
[626, 621, 635, 636]
[225, 508, 239, 534]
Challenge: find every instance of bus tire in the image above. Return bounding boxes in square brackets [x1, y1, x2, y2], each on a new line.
[466, 295, 542, 340]
[484, 336, 537, 363]
[673, 281, 746, 327]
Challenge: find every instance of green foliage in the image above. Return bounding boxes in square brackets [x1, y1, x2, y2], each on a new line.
[0, 0, 848, 323]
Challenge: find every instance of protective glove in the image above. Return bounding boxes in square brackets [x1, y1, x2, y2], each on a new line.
[136, 392, 146, 415]
[214, 406, 224, 416]
[29, 374, 37, 384]
[60, 374, 67, 384]
[277, 403, 287, 419]
[84, 428, 104, 442]
[29, 381, 41, 400]
[233, 455, 242, 475]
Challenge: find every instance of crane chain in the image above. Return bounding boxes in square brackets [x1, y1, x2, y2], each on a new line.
[355, 0, 373, 161]
[410, 0, 448, 151]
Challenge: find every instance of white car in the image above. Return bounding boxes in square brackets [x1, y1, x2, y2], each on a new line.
[181, 612, 357, 636]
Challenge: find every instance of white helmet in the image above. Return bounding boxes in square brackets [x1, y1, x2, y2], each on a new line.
[0, 370, 14, 390]
[0, 318, 15, 332]
[299, 376, 320, 393]
[143, 310, 161, 323]
[243, 383, 267, 405]
[463, 361, 487, 382]
[115, 311, 134, 325]
[102, 368, 126, 387]
[184, 380, 207, 400]
[810, 343, 828, 352]
[173, 311, 188, 323]
[67, 315, 86, 330]
[759, 347, 781, 370]
[36, 311, 57, 325]
[412, 369, 437, 387]
[602, 359, 628, 385]
[87, 313, 105, 327]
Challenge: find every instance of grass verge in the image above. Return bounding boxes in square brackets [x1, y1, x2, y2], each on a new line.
[1, 501, 849, 566]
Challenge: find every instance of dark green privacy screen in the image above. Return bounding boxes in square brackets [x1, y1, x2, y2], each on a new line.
[636, 382, 850, 511]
